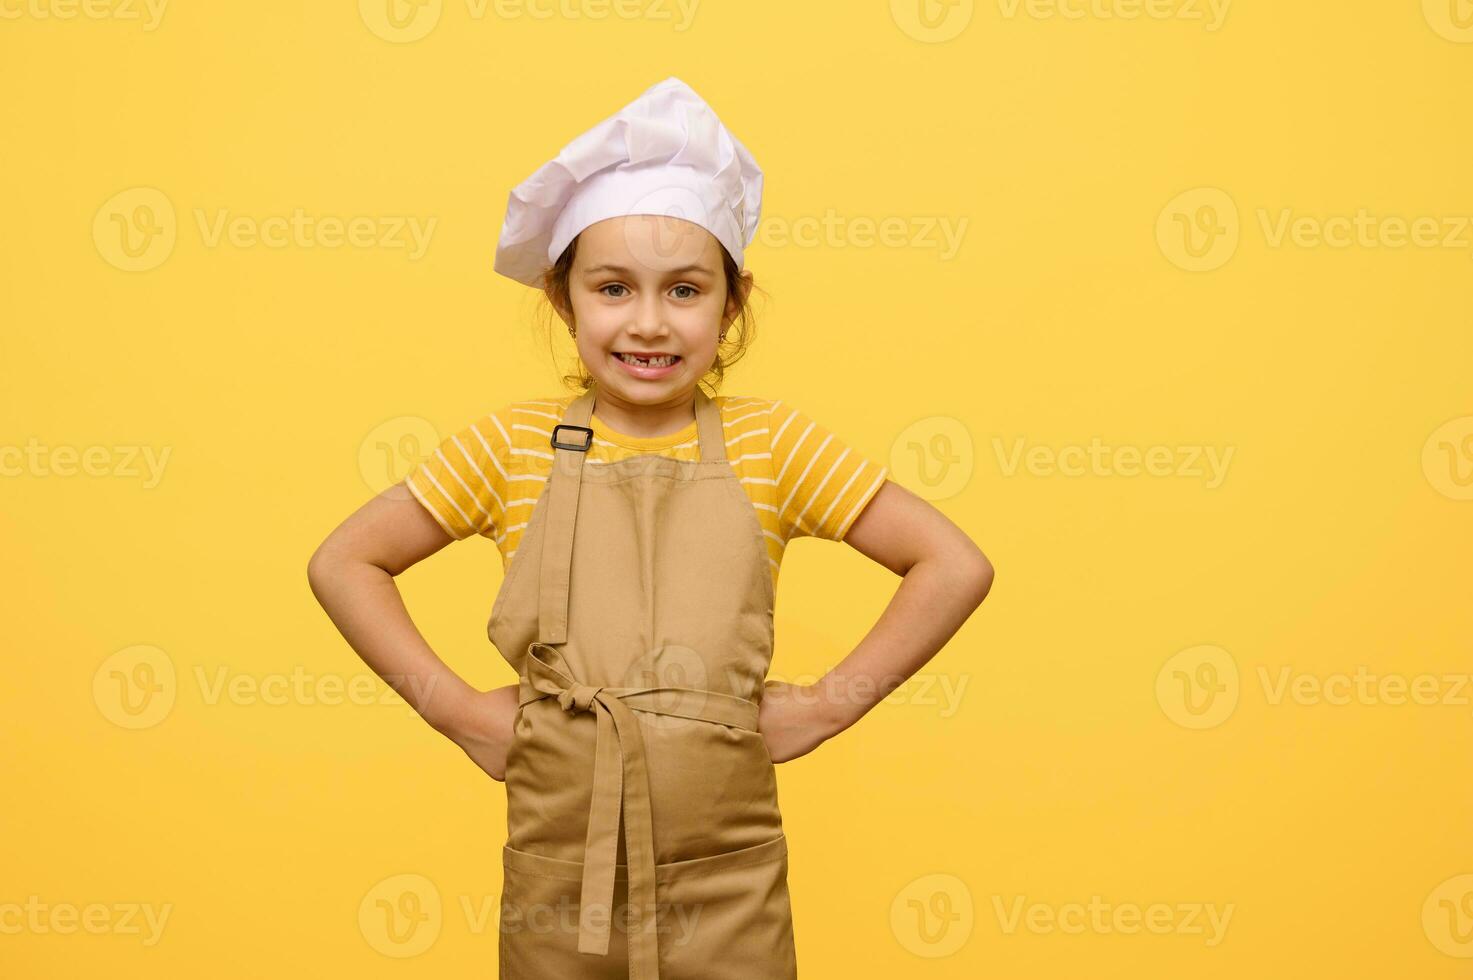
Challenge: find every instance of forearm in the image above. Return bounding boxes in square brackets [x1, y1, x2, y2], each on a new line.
[306, 553, 490, 735]
[812, 549, 993, 736]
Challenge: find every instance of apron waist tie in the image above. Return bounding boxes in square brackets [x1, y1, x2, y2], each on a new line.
[517, 642, 761, 980]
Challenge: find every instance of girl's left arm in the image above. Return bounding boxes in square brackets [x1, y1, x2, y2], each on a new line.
[759, 479, 994, 761]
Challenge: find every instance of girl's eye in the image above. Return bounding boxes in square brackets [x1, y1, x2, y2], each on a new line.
[671, 285, 697, 299]
[601, 284, 628, 298]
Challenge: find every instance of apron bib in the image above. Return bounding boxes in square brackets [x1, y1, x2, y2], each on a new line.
[487, 381, 797, 979]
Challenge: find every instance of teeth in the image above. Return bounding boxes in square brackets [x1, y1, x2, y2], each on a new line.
[617, 353, 678, 367]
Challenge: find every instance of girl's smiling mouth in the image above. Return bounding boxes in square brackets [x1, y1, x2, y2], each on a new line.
[613, 351, 682, 378]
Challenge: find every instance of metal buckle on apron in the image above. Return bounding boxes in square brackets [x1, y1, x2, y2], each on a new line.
[550, 423, 593, 452]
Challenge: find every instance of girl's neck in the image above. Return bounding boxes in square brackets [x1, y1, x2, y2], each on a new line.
[591, 387, 698, 440]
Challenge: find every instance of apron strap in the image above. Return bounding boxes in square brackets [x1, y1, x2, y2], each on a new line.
[536, 386, 594, 645]
[693, 385, 725, 463]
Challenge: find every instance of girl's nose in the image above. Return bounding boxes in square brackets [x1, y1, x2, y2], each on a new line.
[630, 296, 666, 336]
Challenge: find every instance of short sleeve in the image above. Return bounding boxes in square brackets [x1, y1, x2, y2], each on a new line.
[768, 400, 889, 542]
[403, 407, 512, 541]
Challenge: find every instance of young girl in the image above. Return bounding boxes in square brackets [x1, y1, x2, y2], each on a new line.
[309, 76, 994, 979]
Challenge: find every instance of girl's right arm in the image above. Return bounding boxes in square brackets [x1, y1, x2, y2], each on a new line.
[306, 483, 518, 781]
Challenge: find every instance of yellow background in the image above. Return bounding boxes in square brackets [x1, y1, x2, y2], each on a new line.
[3, 1, 1471, 976]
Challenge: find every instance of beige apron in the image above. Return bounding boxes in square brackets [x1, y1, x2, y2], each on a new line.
[487, 381, 797, 979]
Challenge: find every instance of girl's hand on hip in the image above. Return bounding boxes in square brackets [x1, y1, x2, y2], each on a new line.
[440, 685, 519, 782]
[757, 680, 845, 763]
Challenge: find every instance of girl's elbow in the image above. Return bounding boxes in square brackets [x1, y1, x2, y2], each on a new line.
[306, 547, 333, 598]
[941, 541, 993, 605]
[970, 554, 995, 604]
[306, 541, 349, 598]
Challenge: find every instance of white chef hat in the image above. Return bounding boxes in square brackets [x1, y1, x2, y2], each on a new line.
[493, 76, 764, 287]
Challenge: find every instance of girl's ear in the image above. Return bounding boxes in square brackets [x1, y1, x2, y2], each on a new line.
[724, 270, 755, 326]
[545, 285, 574, 330]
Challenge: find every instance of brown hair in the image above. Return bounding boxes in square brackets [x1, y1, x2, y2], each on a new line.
[539, 232, 764, 395]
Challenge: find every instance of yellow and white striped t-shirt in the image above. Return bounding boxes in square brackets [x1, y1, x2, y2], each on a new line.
[404, 394, 889, 588]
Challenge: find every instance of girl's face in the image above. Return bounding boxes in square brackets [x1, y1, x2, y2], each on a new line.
[558, 214, 747, 424]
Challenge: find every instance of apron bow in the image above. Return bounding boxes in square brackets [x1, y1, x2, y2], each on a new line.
[557, 683, 604, 713]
